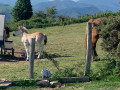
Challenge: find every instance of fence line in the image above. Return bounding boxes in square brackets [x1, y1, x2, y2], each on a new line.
[29, 38, 35, 79]
[85, 22, 92, 76]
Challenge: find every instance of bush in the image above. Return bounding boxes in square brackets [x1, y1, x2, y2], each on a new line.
[52, 66, 77, 81]
[89, 56, 120, 81]
[99, 16, 120, 55]
[52, 62, 85, 81]
[117, 43, 120, 58]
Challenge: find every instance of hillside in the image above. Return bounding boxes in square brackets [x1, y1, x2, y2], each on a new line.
[33, 0, 102, 17]
[78, 0, 120, 12]
[33, 0, 120, 17]
[0, 0, 120, 21]
[58, 5, 101, 17]
[0, 4, 12, 22]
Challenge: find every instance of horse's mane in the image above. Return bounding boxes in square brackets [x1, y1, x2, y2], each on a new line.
[21, 26, 29, 33]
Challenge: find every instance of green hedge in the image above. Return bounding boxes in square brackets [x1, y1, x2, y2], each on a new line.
[99, 16, 120, 56]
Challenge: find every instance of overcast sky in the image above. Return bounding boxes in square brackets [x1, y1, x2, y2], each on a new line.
[0, 0, 80, 6]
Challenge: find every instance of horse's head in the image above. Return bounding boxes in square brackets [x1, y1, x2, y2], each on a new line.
[13, 26, 28, 36]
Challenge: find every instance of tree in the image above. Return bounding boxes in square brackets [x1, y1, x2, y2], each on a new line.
[34, 10, 46, 19]
[46, 6, 57, 23]
[12, 0, 33, 21]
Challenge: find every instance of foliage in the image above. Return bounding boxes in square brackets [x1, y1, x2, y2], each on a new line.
[52, 62, 85, 81]
[12, 0, 33, 21]
[90, 56, 120, 81]
[52, 66, 77, 81]
[34, 10, 46, 19]
[46, 6, 57, 18]
[98, 16, 120, 55]
[8, 9, 120, 31]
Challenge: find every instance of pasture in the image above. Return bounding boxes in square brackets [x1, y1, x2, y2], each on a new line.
[0, 23, 89, 80]
[1, 23, 120, 89]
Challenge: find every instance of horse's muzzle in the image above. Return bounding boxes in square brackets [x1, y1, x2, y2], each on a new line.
[13, 34, 16, 36]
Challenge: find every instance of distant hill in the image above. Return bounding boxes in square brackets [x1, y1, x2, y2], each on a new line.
[33, 0, 120, 17]
[58, 5, 101, 17]
[33, 0, 102, 17]
[77, 0, 120, 12]
[0, 4, 12, 22]
[0, 0, 120, 22]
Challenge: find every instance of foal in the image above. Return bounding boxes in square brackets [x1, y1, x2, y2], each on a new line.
[13, 26, 47, 61]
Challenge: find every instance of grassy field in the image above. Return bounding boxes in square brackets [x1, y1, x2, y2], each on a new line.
[1, 23, 120, 89]
[1, 23, 88, 80]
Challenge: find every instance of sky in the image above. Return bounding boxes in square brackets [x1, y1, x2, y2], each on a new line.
[0, 0, 80, 6]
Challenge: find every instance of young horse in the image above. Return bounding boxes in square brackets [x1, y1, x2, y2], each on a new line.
[13, 26, 47, 61]
[85, 17, 106, 61]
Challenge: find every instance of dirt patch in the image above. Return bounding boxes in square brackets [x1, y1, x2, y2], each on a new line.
[0, 46, 40, 64]
[0, 47, 26, 63]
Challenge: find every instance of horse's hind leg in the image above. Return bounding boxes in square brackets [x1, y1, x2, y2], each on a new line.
[37, 43, 43, 59]
[92, 45, 100, 61]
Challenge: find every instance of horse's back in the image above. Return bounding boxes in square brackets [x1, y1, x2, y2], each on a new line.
[26, 32, 44, 37]
[22, 32, 44, 44]
[30, 32, 44, 43]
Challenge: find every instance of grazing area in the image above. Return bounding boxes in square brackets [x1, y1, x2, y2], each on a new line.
[0, 23, 89, 80]
[0, 23, 120, 89]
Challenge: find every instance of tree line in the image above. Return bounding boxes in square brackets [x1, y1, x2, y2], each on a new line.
[7, 0, 120, 57]
[8, 0, 120, 31]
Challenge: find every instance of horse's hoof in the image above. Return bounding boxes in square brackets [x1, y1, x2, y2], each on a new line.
[37, 56, 43, 59]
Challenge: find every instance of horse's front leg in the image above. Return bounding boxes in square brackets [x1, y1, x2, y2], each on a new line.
[24, 43, 29, 61]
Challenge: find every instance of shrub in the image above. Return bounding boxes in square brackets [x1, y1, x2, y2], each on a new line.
[52, 62, 85, 81]
[89, 56, 120, 81]
[52, 66, 77, 81]
[99, 16, 120, 55]
[117, 43, 120, 58]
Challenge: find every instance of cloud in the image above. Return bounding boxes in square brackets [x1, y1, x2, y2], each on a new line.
[49, 0, 79, 1]
[72, 0, 79, 2]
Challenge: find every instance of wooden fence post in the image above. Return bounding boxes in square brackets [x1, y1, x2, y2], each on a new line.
[29, 38, 35, 79]
[85, 22, 92, 76]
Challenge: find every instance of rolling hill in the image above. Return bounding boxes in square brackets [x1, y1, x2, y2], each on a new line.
[33, 0, 102, 17]
[0, 4, 12, 22]
[33, 0, 120, 17]
[77, 0, 120, 12]
[0, 0, 120, 21]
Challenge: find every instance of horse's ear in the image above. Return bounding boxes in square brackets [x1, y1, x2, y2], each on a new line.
[17, 25, 22, 30]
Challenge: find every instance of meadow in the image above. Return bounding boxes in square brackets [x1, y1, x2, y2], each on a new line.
[1, 23, 87, 80]
[1, 23, 120, 89]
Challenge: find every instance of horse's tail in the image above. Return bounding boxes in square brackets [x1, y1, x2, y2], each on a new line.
[44, 34, 47, 45]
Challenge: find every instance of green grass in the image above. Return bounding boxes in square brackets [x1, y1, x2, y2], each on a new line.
[61, 81, 120, 90]
[0, 23, 118, 89]
[2, 23, 87, 80]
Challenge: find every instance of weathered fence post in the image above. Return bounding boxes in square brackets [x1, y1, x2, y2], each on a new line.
[85, 22, 92, 76]
[29, 38, 35, 79]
